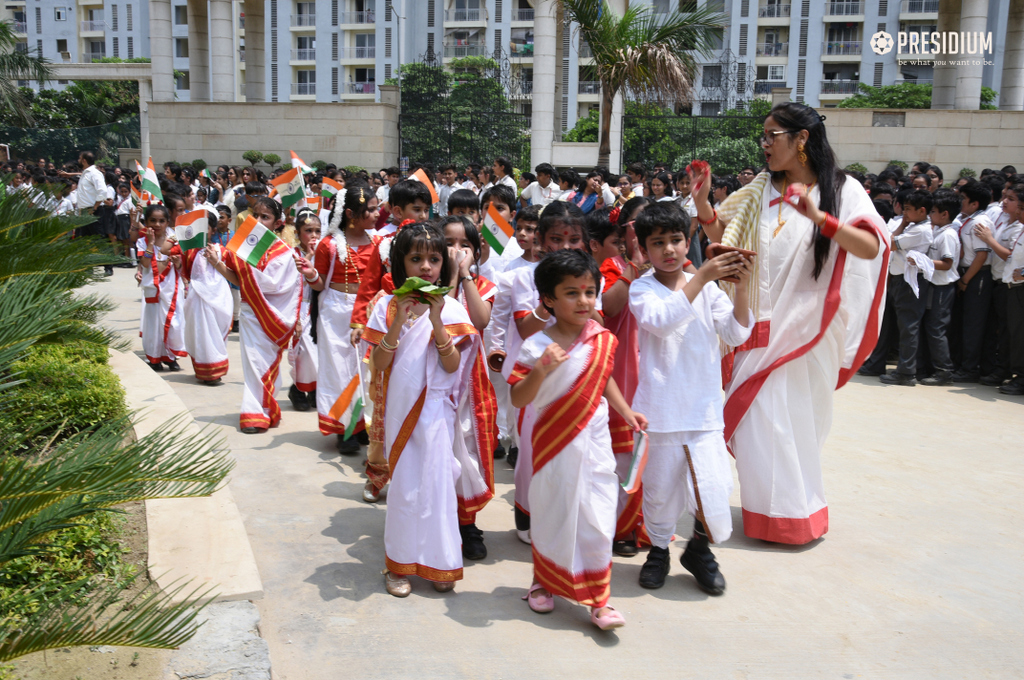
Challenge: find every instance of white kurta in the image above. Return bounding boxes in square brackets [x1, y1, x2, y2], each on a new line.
[139, 238, 186, 365]
[183, 245, 233, 381]
[289, 248, 318, 393]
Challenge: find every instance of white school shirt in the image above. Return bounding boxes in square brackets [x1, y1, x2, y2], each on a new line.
[956, 211, 994, 268]
[889, 218, 933, 276]
[520, 181, 561, 206]
[629, 271, 752, 433]
[632, 183, 646, 197]
[1001, 223, 1024, 284]
[991, 219, 1024, 281]
[115, 195, 132, 215]
[495, 174, 517, 192]
[927, 224, 961, 286]
[489, 257, 537, 357]
[54, 196, 74, 216]
[375, 184, 390, 204]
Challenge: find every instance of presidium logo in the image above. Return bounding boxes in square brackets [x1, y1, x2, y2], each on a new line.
[870, 30, 994, 59]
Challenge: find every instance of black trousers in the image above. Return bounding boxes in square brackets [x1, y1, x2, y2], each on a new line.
[1007, 284, 1024, 378]
[960, 266, 993, 375]
[986, 280, 1010, 375]
[922, 282, 956, 374]
[891, 273, 929, 376]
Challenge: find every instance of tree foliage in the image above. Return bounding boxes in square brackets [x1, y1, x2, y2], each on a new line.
[0, 21, 52, 125]
[838, 82, 998, 110]
[262, 153, 281, 170]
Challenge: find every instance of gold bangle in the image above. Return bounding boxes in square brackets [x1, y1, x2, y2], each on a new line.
[435, 334, 453, 350]
[438, 343, 456, 358]
[380, 336, 399, 352]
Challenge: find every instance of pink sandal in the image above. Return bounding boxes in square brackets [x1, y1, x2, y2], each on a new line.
[590, 605, 625, 630]
[522, 583, 554, 613]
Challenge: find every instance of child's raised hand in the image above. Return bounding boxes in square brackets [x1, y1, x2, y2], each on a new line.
[202, 243, 220, 264]
[538, 343, 568, 375]
[457, 248, 473, 277]
[293, 252, 316, 279]
[169, 254, 182, 270]
[689, 163, 712, 204]
[426, 292, 446, 321]
[699, 251, 743, 282]
[733, 255, 754, 288]
[394, 296, 417, 324]
[145, 226, 156, 244]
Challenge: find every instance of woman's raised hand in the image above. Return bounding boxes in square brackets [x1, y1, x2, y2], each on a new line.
[785, 183, 825, 225]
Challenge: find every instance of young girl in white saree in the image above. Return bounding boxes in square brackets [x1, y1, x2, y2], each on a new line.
[179, 210, 233, 384]
[138, 204, 187, 371]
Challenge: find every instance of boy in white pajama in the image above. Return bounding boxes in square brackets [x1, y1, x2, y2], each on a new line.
[628, 203, 754, 595]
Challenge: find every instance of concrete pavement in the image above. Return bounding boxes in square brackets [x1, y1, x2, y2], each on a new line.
[93, 268, 1024, 679]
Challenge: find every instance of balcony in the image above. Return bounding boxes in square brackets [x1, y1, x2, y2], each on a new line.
[578, 80, 600, 94]
[339, 11, 375, 24]
[510, 42, 533, 57]
[901, 0, 939, 12]
[578, 42, 593, 59]
[290, 14, 316, 27]
[757, 3, 790, 17]
[900, 78, 933, 85]
[819, 79, 860, 95]
[823, 40, 862, 56]
[443, 43, 486, 58]
[80, 20, 106, 32]
[239, 48, 245, 61]
[87, 52, 107, 62]
[445, 9, 482, 22]
[755, 42, 789, 57]
[239, 14, 244, 28]
[754, 80, 787, 94]
[12, 21, 26, 33]
[825, 1, 863, 16]
[513, 8, 534, 21]
[291, 82, 316, 95]
[338, 46, 375, 59]
[348, 82, 375, 94]
[291, 48, 316, 61]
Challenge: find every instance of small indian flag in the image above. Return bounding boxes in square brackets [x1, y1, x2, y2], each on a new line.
[304, 196, 322, 213]
[175, 210, 208, 252]
[482, 202, 515, 255]
[227, 215, 278, 267]
[321, 177, 343, 199]
[142, 158, 163, 204]
[200, 168, 213, 179]
[341, 398, 364, 441]
[621, 431, 649, 495]
[290, 150, 313, 174]
[410, 168, 440, 205]
[270, 167, 305, 212]
[130, 183, 142, 206]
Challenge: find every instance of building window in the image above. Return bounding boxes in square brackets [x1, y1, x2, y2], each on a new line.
[700, 101, 721, 116]
[35, 7, 41, 33]
[111, 5, 118, 31]
[176, 38, 189, 58]
[703, 64, 722, 88]
[56, 39, 67, 53]
[176, 71, 190, 90]
[768, 64, 785, 80]
[127, 36, 134, 58]
[112, 36, 119, 57]
[88, 39, 105, 61]
[127, 4, 133, 31]
[295, 68, 316, 95]
[54, 8, 66, 21]
[174, 5, 188, 25]
[332, 66, 339, 95]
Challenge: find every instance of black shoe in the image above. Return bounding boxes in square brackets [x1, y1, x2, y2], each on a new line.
[289, 384, 310, 412]
[493, 443, 506, 460]
[999, 377, 1024, 395]
[241, 426, 262, 434]
[613, 539, 638, 557]
[856, 366, 883, 377]
[879, 371, 915, 386]
[507, 446, 518, 469]
[951, 370, 980, 383]
[356, 429, 369, 446]
[231, 320, 239, 333]
[460, 523, 487, 560]
[920, 371, 952, 386]
[307, 389, 316, 406]
[680, 537, 726, 595]
[638, 546, 671, 589]
[149, 362, 164, 372]
[165, 359, 182, 372]
[514, 506, 531, 532]
[980, 372, 1008, 387]
[337, 435, 361, 455]
[202, 379, 222, 386]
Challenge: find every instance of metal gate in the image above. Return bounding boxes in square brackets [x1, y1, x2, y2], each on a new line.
[398, 50, 531, 171]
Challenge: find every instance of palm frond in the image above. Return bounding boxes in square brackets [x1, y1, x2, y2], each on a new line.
[0, 21, 53, 125]
[0, 577, 216, 661]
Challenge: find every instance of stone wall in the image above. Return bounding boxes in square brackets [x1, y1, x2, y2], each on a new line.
[822, 108, 1024, 175]
[149, 87, 399, 170]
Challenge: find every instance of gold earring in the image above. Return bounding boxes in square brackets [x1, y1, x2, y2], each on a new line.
[798, 142, 808, 167]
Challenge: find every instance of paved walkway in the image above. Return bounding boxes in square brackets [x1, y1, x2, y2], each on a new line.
[95, 269, 1024, 679]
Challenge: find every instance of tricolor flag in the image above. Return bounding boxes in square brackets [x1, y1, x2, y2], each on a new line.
[621, 431, 649, 495]
[290, 150, 313, 174]
[410, 168, 440, 205]
[341, 398, 364, 441]
[200, 168, 213, 179]
[141, 158, 163, 204]
[321, 177, 343, 199]
[269, 167, 305, 212]
[482, 202, 515, 255]
[130, 183, 142, 206]
[227, 215, 279, 267]
[175, 210, 208, 252]
[304, 196, 322, 213]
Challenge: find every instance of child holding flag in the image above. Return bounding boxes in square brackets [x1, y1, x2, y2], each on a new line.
[138, 204, 187, 371]
[287, 208, 322, 411]
[206, 197, 303, 434]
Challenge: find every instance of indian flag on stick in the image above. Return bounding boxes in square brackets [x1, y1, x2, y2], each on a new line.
[410, 168, 440, 205]
[482, 202, 515, 255]
[227, 215, 279, 267]
[175, 210, 208, 252]
[270, 167, 305, 212]
[200, 168, 213, 179]
[321, 177, 343, 199]
[141, 158, 163, 204]
[290, 150, 313, 174]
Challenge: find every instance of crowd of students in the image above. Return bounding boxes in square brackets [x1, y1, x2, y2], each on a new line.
[4, 132, 1020, 630]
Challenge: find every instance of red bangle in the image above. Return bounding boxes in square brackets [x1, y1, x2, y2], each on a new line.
[818, 212, 841, 239]
[697, 208, 718, 226]
[683, 259, 693, 268]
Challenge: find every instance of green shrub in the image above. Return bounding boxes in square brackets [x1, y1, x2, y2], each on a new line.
[0, 341, 127, 454]
[312, 160, 327, 171]
[959, 167, 977, 178]
[844, 162, 869, 174]
[262, 153, 281, 170]
[242, 150, 263, 166]
[678, 137, 764, 176]
[887, 159, 909, 173]
[191, 159, 207, 171]
[343, 165, 367, 174]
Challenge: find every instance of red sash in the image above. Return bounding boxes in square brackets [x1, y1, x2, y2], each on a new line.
[225, 241, 299, 349]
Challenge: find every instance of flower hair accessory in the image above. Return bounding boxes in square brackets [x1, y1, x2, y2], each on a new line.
[608, 206, 621, 224]
[399, 219, 417, 228]
[327, 188, 348, 263]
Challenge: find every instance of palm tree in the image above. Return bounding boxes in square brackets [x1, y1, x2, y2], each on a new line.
[0, 20, 52, 126]
[0, 187, 233, 660]
[560, 0, 727, 166]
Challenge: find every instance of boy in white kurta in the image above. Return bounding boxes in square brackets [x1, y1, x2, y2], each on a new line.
[629, 203, 753, 595]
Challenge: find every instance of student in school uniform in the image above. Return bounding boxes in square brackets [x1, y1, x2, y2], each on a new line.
[879, 190, 934, 386]
[997, 183, 1024, 395]
[951, 181, 996, 383]
[920, 190, 963, 386]
[519, 163, 562, 209]
[976, 182, 1023, 386]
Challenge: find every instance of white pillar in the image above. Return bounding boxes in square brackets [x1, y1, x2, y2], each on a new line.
[187, 0, 211, 101]
[149, 0, 175, 101]
[931, 0, 961, 109]
[609, 94, 623, 173]
[139, 78, 152, 162]
[953, 0, 987, 109]
[243, 0, 265, 101]
[999, 0, 1024, 110]
[210, 0, 234, 101]
[530, 0, 557, 169]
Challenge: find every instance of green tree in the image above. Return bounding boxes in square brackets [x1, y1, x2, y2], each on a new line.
[242, 150, 263, 166]
[0, 20, 52, 125]
[560, 0, 726, 166]
[838, 82, 998, 110]
[263, 153, 281, 170]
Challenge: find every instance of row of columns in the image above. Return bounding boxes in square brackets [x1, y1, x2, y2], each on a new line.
[150, 0, 265, 103]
